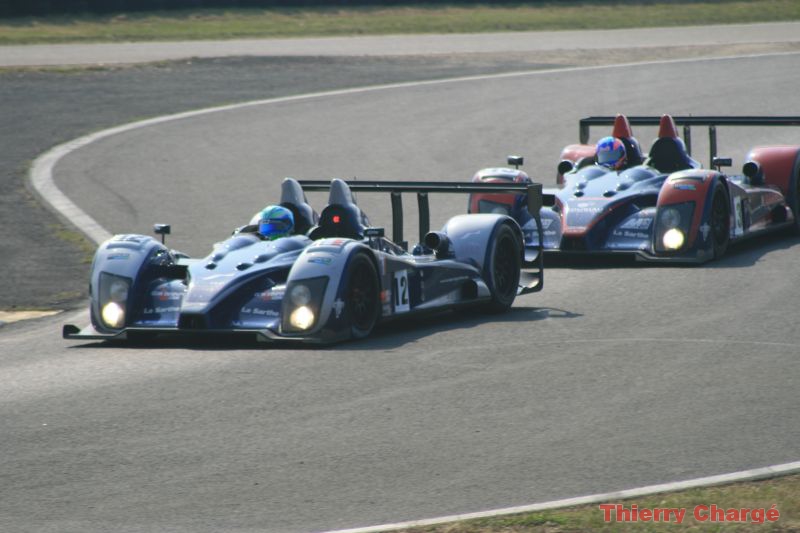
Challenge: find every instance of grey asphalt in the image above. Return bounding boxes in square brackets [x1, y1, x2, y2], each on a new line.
[1, 47, 798, 533]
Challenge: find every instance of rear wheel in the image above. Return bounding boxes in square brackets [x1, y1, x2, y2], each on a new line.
[483, 224, 521, 312]
[344, 252, 379, 339]
[790, 172, 800, 235]
[710, 182, 730, 259]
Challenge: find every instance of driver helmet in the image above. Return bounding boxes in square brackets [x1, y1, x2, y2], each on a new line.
[258, 205, 294, 240]
[596, 136, 627, 170]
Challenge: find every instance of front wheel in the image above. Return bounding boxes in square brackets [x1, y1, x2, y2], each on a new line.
[709, 182, 730, 259]
[483, 224, 522, 312]
[344, 252, 380, 339]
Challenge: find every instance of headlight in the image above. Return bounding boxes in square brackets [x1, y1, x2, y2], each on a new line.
[281, 277, 328, 334]
[655, 202, 694, 253]
[662, 228, 685, 250]
[289, 306, 315, 330]
[101, 302, 125, 328]
[98, 272, 131, 329]
[109, 279, 129, 302]
[289, 284, 312, 306]
[659, 207, 681, 229]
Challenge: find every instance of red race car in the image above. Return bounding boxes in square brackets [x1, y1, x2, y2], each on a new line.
[470, 114, 800, 262]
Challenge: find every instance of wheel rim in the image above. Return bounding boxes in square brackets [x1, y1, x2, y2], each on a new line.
[711, 192, 728, 246]
[493, 235, 516, 298]
[349, 260, 377, 331]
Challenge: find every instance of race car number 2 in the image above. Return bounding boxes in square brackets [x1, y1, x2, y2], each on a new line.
[393, 270, 410, 313]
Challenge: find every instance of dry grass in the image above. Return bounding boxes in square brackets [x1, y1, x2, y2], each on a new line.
[1, 1, 799, 44]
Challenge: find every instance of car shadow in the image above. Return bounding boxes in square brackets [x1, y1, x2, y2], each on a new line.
[348, 306, 582, 351]
[67, 306, 581, 352]
[543, 232, 800, 269]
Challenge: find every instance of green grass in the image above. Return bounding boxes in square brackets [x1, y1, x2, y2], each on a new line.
[398, 473, 800, 532]
[1, 1, 799, 45]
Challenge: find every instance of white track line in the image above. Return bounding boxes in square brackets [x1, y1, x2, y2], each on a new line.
[28, 50, 800, 245]
[316, 461, 800, 533]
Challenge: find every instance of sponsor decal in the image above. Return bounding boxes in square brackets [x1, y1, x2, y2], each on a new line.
[670, 175, 706, 182]
[113, 235, 146, 243]
[151, 288, 183, 301]
[618, 217, 652, 231]
[308, 256, 333, 265]
[240, 307, 279, 317]
[142, 306, 181, 314]
[309, 240, 345, 254]
[107, 253, 130, 260]
[599, 503, 780, 525]
[333, 298, 345, 319]
[255, 287, 285, 301]
[612, 230, 649, 240]
[700, 223, 711, 242]
[538, 218, 555, 229]
[733, 197, 744, 236]
[673, 183, 697, 191]
[184, 280, 228, 303]
[569, 201, 604, 214]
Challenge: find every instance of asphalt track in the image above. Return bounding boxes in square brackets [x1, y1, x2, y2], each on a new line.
[3, 28, 800, 533]
[3, 21, 800, 66]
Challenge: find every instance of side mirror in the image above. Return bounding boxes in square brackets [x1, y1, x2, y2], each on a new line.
[712, 157, 732, 171]
[557, 160, 575, 175]
[153, 223, 171, 244]
[742, 160, 763, 185]
[507, 155, 524, 169]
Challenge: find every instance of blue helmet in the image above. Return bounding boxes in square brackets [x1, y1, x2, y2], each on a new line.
[596, 136, 627, 170]
[258, 205, 294, 240]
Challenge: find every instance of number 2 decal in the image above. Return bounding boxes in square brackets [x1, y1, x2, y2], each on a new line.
[393, 270, 410, 313]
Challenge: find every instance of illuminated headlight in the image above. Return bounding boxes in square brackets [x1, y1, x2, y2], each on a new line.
[659, 207, 681, 229]
[281, 277, 328, 334]
[655, 202, 695, 253]
[98, 272, 131, 329]
[289, 306, 315, 330]
[662, 228, 685, 250]
[101, 302, 125, 328]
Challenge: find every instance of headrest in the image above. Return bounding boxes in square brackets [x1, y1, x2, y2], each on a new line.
[280, 177, 308, 206]
[657, 114, 680, 139]
[328, 178, 356, 207]
[612, 114, 634, 138]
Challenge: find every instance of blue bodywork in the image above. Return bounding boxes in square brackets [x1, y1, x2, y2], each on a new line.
[65, 178, 545, 344]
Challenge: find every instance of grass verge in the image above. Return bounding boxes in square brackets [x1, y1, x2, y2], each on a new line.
[1, 1, 800, 45]
[397, 473, 799, 532]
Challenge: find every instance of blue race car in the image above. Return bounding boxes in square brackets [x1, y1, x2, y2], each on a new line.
[469, 114, 800, 263]
[64, 177, 544, 344]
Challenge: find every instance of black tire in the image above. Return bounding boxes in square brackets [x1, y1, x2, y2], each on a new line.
[709, 182, 730, 259]
[483, 224, 522, 313]
[344, 252, 380, 339]
[790, 172, 800, 235]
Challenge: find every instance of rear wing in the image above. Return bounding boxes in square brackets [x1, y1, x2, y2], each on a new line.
[299, 180, 545, 294]
[298, 179, 544, 248]
[579, 116, 800, 167]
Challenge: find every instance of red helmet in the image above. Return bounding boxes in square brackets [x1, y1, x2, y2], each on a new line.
[468, 169, 531, 216]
